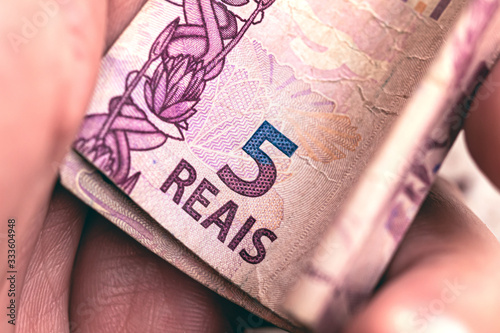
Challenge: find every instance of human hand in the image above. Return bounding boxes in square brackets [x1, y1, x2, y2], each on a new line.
[1, 1, 500, 332]
[344, 64, 500, 333]
[0, 1, 239, 332]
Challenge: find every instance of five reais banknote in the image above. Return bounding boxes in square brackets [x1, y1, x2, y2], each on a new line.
[60, 0, 500, 331]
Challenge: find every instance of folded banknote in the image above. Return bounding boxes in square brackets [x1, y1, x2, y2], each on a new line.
[60, 0, 500, 331]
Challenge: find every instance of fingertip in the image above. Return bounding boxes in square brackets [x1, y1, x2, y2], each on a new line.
[464, 63, 500, 190]
[345, 265, 499, 333]
[345, 180, 500, 333]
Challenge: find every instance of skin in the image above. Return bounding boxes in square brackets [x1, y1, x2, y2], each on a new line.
[0, 0, 500, 332]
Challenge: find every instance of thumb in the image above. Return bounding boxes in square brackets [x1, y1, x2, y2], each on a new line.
[0, 0, 106, 331]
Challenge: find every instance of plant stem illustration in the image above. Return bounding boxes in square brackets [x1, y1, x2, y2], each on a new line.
[75, 0, 276, 194]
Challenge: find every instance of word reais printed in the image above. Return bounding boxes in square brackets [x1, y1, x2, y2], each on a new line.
[161, 121, 298, 264]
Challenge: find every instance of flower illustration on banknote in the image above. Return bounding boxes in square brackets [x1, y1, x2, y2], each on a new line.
[143, 56, 205, 128]
[185, 38, 362, 185]
[74, 0, 276, 193]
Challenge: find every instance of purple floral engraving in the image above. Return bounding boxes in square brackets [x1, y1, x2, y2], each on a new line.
[75, 0, 276, 193]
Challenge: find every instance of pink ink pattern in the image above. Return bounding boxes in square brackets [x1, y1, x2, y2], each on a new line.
[75, 0, 276, 193]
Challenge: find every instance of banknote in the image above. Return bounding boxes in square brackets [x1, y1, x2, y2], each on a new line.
[285, 0, 500, 331]
[57, 0, 496, 331]
[60, 150, 298, 331]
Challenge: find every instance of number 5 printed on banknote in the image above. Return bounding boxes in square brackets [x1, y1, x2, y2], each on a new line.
[60, 0, 500, 331]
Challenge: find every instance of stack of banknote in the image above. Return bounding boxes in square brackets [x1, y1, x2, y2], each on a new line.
[60, 0, 500, 331]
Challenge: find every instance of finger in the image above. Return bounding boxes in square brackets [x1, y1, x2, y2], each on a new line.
[4, 2, 155, 332]
[0, 0, 107, 317]
[16, 184, 88, 333]
[464, 63, 500, 189]
[344, 179, 500, 333]
[70, 214, 231, 333]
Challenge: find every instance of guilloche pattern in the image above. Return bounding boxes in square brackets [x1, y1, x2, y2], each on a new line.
[61, 0, 486, 331]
